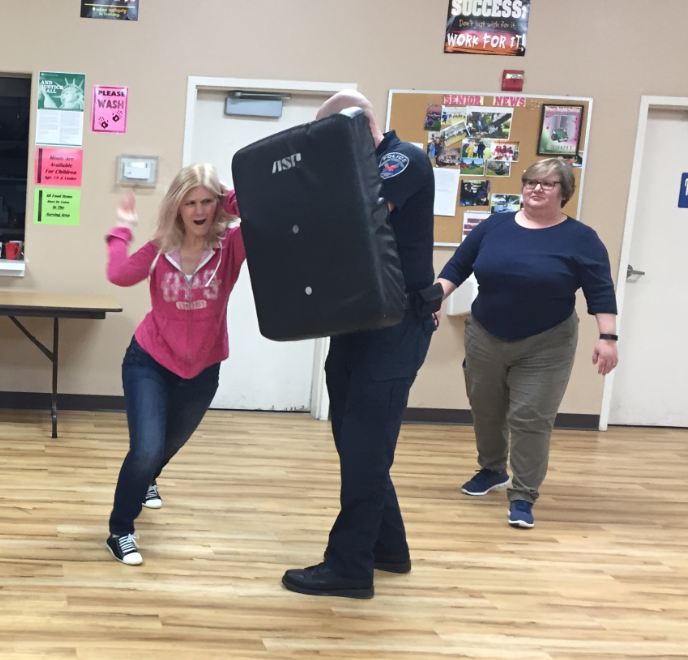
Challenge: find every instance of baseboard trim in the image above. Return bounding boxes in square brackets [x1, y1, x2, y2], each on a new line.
[0, 394, 600, 430]
[0, 391, 126, 412]
[403, 407, 599, 430]
[403, 408, 474, 425]
[552, 413, 600, 430]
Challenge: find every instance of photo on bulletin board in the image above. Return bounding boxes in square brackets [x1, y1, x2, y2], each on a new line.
[485, 160, 511, 177]
[466, 108, 513, 140]
[441, 106, 467, 131]
[424, 104, 442, 131]
[461, 137, 488, 160]
[537, 104, 583, 156]
[490, 193, 522, 214]
[441, 121, 469, 152]
[426, 131, 444, 165]
[460, 179, 490, 207]
[460, 157, 485, 176]
[436, 148, 461, 168]
[491, 140, 520, 161]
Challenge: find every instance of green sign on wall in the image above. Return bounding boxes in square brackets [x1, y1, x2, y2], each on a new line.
[34, 188, 81, 226]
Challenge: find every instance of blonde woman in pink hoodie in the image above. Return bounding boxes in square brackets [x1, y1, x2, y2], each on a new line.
[105, 164, 244, 565]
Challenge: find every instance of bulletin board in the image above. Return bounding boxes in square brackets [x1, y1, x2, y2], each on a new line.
[385, 90, 593, 245]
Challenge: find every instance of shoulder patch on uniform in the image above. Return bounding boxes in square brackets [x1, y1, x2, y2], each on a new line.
[379, 152, 410, 179]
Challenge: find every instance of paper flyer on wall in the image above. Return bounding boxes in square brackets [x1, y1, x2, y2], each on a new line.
[462, 211, 489, 239]
[36, 72, 86, 146]
[92, 85, 128, 133]
[33, 188, 81, 226]
[433, 168, 461, 216]
[444, 0, 531, 56]
[34, 147, 83, 187]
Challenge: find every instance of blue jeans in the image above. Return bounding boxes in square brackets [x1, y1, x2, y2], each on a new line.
[108, 338, 220, 535]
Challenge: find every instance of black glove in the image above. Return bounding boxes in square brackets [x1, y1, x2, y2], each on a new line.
[411, 282, 443, 316]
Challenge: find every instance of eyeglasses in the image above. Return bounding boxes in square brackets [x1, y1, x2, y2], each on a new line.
[523, 180, 561, 191]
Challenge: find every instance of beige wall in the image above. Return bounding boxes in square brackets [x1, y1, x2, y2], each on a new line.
[1, 1, 687, 415]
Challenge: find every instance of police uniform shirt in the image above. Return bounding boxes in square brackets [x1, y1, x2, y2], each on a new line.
[376, 131, 435, 293]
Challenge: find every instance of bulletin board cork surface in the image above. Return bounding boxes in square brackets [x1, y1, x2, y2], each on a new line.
[386, 90, 592, 245]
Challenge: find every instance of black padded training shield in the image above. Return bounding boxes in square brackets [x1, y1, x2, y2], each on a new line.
[231, 109, 406, 341]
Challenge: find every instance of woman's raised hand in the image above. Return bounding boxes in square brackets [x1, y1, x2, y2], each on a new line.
[116, 191, 138, 229]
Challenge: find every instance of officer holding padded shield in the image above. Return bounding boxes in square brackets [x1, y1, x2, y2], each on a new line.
[282, 90, 441, 599]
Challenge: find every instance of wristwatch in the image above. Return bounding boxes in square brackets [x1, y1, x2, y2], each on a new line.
[599, 333, 618, 341]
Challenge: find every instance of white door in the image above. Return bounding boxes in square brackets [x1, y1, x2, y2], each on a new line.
[608, 106, 688, 426]
[188, 88, 327, 411]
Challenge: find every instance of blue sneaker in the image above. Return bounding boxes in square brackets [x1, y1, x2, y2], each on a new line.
[508, 500, 534, 528]
[461, 468, 510, 496]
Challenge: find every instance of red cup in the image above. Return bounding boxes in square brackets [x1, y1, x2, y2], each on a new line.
[5, 241, 21, 260]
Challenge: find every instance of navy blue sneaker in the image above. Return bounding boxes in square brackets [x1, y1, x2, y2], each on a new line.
[461, 468, 510, 496]
[106, 533, 143, 565]
[508, 500, 534, 528]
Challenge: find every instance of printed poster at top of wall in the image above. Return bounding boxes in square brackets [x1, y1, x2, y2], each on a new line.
[444, 0, 531, 55]
[80, 0, 139, 20]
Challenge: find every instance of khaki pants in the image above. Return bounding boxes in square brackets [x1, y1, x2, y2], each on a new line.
[463, 313, 578, 503]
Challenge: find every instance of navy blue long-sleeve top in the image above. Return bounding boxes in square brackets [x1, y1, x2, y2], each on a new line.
[438, 212, 617, 340]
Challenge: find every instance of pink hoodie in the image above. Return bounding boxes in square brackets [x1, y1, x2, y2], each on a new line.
[106, 193, 245, 379]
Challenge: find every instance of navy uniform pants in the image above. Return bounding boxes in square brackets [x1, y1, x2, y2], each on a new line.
[323, 311, 435, 582]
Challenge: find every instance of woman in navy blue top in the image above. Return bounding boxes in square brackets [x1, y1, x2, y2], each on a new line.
[437, 158, 618, 529]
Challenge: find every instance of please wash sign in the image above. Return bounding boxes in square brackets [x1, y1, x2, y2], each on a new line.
[92, 85, 128, 133]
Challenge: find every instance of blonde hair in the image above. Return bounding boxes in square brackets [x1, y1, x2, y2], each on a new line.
[153, 163, 235, 252]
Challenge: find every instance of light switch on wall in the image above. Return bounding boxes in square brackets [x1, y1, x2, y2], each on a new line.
[117, 155, 158, 186]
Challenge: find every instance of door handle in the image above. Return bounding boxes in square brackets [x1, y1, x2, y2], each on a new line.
[626, 264, 646, 279]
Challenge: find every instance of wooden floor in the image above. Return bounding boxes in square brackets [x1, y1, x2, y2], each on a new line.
[0, 409, 687, 660]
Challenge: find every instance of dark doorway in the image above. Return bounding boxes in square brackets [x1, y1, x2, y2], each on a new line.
[0, 75, 31, 261]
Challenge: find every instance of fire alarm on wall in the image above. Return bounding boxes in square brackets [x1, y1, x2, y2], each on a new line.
[501, 70, 524, 92]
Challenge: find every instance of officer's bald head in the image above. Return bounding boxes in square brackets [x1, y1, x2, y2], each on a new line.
[316, 90, 383, 146]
